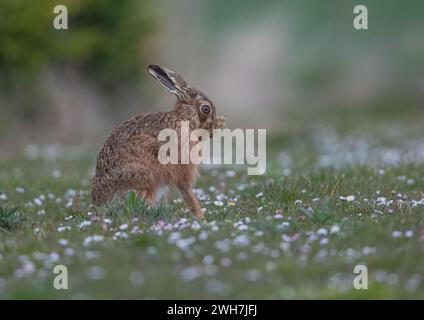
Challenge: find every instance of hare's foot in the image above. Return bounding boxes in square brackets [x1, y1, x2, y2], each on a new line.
[136, 189, 155, 205]
[178, 186, 204, 220]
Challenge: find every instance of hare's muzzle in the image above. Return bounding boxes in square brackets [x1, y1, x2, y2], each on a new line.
[216, 115, 226, 129]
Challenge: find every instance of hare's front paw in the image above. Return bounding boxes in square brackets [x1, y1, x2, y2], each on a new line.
[216, 115, 226, 129]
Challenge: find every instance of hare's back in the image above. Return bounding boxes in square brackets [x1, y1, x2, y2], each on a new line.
[110, 112, 172, 140]
[96, 112, 172, 167]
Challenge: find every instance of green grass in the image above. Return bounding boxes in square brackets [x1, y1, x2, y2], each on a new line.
[0, 124, 424, 299]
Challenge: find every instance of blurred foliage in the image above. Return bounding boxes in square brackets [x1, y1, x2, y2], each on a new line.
[202, 0, 424, 34]
[0, 0, 423, 141]
[201, 0, 424, 89]
[0, 0, 156, 88]
[0, 205, 24, 231]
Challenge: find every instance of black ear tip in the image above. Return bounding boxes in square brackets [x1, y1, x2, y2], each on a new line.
[148, 64, 160, 72]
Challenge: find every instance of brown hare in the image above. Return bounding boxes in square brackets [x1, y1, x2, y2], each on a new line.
[92, 65, 225, 219]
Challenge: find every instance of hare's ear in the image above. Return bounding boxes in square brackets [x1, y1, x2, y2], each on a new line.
[148, 65, 187, 98]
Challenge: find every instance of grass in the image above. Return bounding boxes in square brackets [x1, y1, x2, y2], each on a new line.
[0, 205, 23, 231]
[0, 114, 424, 299]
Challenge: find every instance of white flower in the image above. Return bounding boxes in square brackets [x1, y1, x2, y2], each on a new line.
[238, 225, 248, 231]
[255, 192, 264, 198]
[64, 247, 75, 256]
[191, 222, 201, 231]
[198, 231, 208, 240]
[330, 225, 340, 234]
[280, 222, 290, 228]
[392, 231, 402, 238]
[215, 240, 230, 252]
[65, 189, 76, 198]
[216, 194, 225, 201]
[317, 228, 328, 236]
[85, 250, 101, 260]
[176, 237, 196, 250]
[320, 238, 329, 245]
[15, 187, 25, 193]
[45, 252, 60, 266]
[58, 239, 69, 246]
[57, 226, 71, 232]
[168, 232, 181, 244]
[181, 266, 201, 281]
[226, 170, 236, 177]
[203, 255, 214, 265]
[405, 230, 414, 238]
[14, 261, 36, 278]
[362, 247, 376, 255]
[340, 195, 355, 202]
[376, 197, 387, 205]
[147, 247, 157, 255]
[33, 198, 43, 206]
[214, 200, 224, 207]
[245, 269, 262, 282]
[233, 234, 250, 247]
[79, 221, 92, 228]
[113, 231, 128, 239]
[52, 170, 61, 178]
[0, 194, 7, 201]
[220, 257, 232, 267]
[119, 223, 128, 230]
[346, 195, 355, 202]
[83, 235, 104, 247]
[254, 230, 264, 237]
[87, 266, 105, 280]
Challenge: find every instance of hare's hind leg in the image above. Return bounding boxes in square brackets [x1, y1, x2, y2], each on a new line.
[111, 162, 158, 204]
[137, 189, 155, 204]
[143, 187, 158, 204]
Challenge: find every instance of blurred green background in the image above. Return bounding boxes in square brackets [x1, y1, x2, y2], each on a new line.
[0, 0, 423, 148]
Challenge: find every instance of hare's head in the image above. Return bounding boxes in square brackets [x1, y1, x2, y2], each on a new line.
[148, 65, 225, 135]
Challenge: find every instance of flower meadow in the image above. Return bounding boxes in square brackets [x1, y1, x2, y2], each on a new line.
[1, 127, 424, 299]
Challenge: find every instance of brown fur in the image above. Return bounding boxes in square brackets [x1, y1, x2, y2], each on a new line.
[92, 65, 225, 219]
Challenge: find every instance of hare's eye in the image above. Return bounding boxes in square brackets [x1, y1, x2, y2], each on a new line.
[200, 105, 211, 115]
